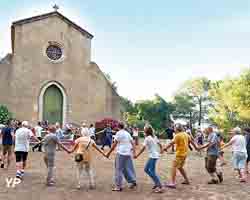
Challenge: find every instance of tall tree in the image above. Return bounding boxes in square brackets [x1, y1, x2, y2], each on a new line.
[135, 94, 174, 130]
[172, 93, 196, 129]
[209, 69, 250, 133]
[177, 77, 211, 126]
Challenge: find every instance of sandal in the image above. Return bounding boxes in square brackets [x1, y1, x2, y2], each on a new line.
[153, 187, 163, 193]
[165, 183, 176, 189]
[207, 179, 218, 184]
[112, 187, 122, 192]
[181, 181, 190, 185]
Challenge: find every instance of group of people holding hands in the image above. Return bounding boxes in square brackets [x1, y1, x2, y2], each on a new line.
[1, 120, 250, 194]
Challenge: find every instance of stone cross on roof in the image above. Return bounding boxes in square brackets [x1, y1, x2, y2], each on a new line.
[53, 4, 59, 11]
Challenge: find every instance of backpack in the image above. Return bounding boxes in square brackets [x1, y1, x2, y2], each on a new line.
[74, 138, 91, 162]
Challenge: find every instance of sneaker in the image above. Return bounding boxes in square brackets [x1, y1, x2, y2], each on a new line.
[112, 187, 122, 192]
[208, 179, 218, 184]
[153, 187, 163, 193]
[152, 185, 158, 190]
[128, 182, 137, 189]
[0, 163, 4, 168]
[46, 182, 55, 186]
[76, 184, 81, 189]
[89, 185, 96, 190]
[217, 172, 223, 183]
[240, 178, 246, 183]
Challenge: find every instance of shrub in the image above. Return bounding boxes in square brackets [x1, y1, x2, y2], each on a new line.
[0, 105, 12, 124]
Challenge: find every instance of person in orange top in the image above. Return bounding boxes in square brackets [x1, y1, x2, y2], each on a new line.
[68, 131, 106, 190]
[163, 123, 198, 188]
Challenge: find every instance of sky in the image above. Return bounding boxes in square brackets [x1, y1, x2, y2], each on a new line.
[0, 0, 250, 102]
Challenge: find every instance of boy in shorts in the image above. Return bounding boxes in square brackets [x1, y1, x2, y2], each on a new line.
[163, 123, 198, 188]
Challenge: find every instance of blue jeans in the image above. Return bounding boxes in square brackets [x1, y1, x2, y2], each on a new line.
[102, 134, 112, 148]
[115, 154, 136, 188]
[232, 152, 247, 170]
[144, 158, 161, 187]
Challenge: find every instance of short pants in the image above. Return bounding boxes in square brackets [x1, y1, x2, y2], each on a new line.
[3, 145, 12, 155]
[232, 152, 247, 170]
[15, 151, 28, 162]
[205, 155, 217, 173]
[174, 156, 186, 169]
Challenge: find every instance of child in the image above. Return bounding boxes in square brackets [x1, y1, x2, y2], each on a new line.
[41, 126, 69, 186]
[134, 125, 163, 193]
[68, 130, 106, 189]
[163, 123, 198, 188]
[223, 127, 247, 182]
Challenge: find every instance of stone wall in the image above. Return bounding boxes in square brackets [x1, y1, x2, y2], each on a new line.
[0, 14, 122, 125]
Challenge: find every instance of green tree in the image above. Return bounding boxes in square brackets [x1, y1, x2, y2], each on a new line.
[209, 69, 250, 133]
[176, 77, 211, 126]
[172, 93, 196, 129]
[135, 94, 175, 130]
[0, 105, 12, 124]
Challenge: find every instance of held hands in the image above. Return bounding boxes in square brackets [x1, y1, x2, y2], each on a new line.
[160, 149, 165, 154]
[105, 152, 111, 159]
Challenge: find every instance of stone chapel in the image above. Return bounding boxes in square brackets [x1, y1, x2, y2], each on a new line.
[0, 10, 122, 125]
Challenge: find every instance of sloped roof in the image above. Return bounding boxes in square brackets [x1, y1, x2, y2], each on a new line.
[12, 11, 94, 39]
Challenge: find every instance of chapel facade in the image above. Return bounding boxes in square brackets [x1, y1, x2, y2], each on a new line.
[0, 10, 122, 125]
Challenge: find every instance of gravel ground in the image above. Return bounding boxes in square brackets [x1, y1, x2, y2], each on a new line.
[0, 146, 250, 200]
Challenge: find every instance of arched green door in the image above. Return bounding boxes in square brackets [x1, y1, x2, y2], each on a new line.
[43, 85, 63, 124]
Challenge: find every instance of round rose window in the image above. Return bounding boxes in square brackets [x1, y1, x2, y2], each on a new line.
[46, 45, 62, 60]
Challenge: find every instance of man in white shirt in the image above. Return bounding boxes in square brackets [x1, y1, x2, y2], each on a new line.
[81, 122, 90, 137]
[106, 122, 137, 191]
[32, 121, 43, 152]
[15, 121, 40, 180]
[89, 124, 96, 140]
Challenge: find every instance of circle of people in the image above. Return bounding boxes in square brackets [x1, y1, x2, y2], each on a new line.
[0, 120, 250, 193]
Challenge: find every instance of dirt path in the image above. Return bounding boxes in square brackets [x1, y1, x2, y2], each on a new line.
[0, 149, 250, 200]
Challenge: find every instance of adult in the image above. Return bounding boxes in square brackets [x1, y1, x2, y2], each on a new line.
[132, 127, 139, 146]
[32, 122, 43, 152]
[89, 124, 96, 140]
[0, 124, 5, 163]
[134, 125, 163, 193]
[55, 122, 64, 140]
[199, 126, 223, 184]
[0, 121, 14, 169]
[81, 122, 90, 137]
[68, 128, 106, 189]
[41, 126, 69, 186]
[223, 127, 247, 182]
[106, 122, 137, 191]
[96, 124, 115, 150]
[244, 128, 250, 174]
[164, 123, 198, 188]
[14, 121, 40, 179]
[165, 125, 175, 153]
